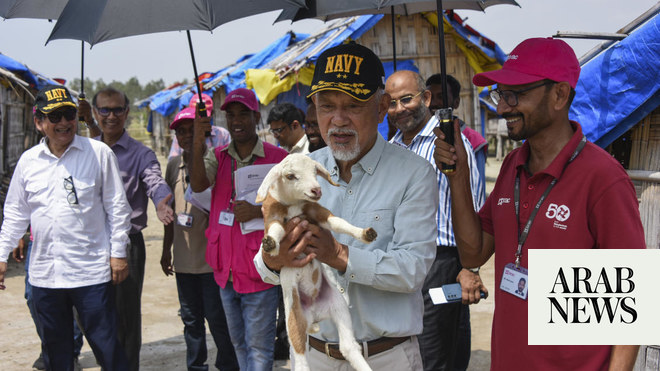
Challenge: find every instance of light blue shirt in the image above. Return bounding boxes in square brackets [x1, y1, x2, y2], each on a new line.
[255, 135, 438, 341]
[391, 115, 485, 247]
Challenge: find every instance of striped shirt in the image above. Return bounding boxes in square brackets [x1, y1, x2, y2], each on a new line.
[391, 115, 484, 247]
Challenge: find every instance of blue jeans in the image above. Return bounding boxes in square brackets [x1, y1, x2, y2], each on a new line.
[219, 282, 278, 371]
[32, 282, 128, 371]
[24, 241, 83, 357]
[176, 273, 239, 371]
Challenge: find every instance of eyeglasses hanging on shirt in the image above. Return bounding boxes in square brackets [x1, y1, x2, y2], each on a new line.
[63, 175, 79, 205]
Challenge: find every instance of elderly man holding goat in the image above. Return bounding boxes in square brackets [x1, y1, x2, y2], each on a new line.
[254, 42, 438, 370]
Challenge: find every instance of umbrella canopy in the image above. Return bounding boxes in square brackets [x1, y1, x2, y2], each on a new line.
[278, 0, 518, 112]
[0, 0, 67, 20]
[278, 0, 519, 21]
[47, 0, 306, 46]
[0, 0, 88, 96]
[46, 0, 306, 114]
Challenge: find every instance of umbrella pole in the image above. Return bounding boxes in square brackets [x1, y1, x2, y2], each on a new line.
[436, 0, 448, 109]
[391, 6, 397, 71]
[186, 30, 207, 118]
[435, 0, 456, 173]
[80, 40, 85, 96]
[78, 40, 88, 127]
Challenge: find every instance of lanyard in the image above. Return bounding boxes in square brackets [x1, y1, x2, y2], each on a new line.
[179, 166, 190, 214]
[229, 157, 237, 210]
[513, 136, 586, 268]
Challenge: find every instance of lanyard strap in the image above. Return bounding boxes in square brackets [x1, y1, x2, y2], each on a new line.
[179, 166, 190, 214]
[229, 157, 237, 210]
[513, 136, 586, 267]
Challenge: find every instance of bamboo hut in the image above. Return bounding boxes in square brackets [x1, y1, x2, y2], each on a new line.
[0, 55, 46, 222]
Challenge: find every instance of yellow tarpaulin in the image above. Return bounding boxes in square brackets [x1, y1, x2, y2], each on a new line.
[423, 12, 502, 75]
[245, 66, 315, 106]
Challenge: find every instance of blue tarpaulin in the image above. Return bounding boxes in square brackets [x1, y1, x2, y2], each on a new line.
[0, 53, 59, 89]
[214, 31, 308, 94]
[569, 12, 660, 148]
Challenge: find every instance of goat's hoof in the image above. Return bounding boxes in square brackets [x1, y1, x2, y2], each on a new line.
[363, 228, 377, 242]
[262, 236, 277, 253]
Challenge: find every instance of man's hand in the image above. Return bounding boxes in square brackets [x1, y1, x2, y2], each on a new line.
[233, 200, 262, 223]
[433, 118, 470, 178]
[78, 99, 94, 125]
[302, 223, 348, 273]
[110, 257, 129, 285]
[160, 250, 173, 276]
[262, 218, 315, 272]
[12, 238, 26, 262]
[0, 261, 6, 290]
[457, 268, 488, 304]
[157, 194, 174, 225]
[193, 116, 212, 147]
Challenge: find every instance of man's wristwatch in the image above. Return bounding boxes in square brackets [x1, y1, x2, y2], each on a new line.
[468, 267, 480, 273]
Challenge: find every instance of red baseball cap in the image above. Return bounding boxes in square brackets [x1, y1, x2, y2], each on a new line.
[170, 107, 196, 130]
[220, 88, 259, 112]
[473, 38, 581, 89]
[188, 93, 213, 115]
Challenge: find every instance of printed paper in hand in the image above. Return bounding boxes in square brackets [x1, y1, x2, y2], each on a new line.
[234, 163, 276, 234]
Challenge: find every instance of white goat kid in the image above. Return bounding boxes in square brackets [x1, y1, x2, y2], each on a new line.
[256, 153, 376, 371]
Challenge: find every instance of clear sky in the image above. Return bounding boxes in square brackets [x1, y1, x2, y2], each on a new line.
[1, 0, 657, 87]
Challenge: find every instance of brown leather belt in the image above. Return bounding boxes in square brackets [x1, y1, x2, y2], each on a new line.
[308, 335, 410, 360]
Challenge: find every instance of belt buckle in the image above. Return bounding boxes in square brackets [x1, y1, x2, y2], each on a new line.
[324, 342, 338, 358]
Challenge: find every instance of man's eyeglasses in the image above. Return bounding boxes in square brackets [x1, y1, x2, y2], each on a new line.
[269, 126, 288, 136]
[389, 91, 423, 109]
[490, 81, 555, 107]
[46, 108, 77, 123]
[303, 122, 319, 130]
[64, 176, 79, 205]
[95, 106, 127, 117]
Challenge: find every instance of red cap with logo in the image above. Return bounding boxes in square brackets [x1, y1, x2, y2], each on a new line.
[188, 93, 213, 115]
[473, 37, 581, 89]
[220, 88, 259, 112]
[170, 107, 196, 130]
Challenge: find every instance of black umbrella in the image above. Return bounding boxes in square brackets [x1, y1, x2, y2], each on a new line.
[47, 0, 306, 116]
[278, 0, 518, 171]
[279, 0, 518, 108]
[0, 0, 67, 20]
[0, 0, 93, 122]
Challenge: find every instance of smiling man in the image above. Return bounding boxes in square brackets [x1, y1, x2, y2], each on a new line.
[434, 37, 645, 370]
[303, 100, 326, 152]
[189, 88, 288, 371]
[0, 85, 132, 370]
[254, 42, 439, 370]
[386, 69, 486, 371]
[90, 87, 174, 371]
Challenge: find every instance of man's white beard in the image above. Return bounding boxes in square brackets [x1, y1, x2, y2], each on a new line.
[328, 128, 360, 161]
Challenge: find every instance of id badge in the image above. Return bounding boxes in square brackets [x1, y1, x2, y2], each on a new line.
[500, 263, 528, 300]
[177, 213, 193, 228]
[218, 210, 235, 226]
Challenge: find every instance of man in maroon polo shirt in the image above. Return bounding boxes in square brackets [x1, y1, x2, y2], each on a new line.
[434, 37, 645, 370]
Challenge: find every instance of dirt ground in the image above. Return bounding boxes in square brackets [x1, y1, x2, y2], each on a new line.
[0, 156, 501, 371]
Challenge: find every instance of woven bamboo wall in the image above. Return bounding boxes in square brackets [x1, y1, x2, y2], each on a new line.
[627, 107, 660, 249]
[0, 81, 42, 223]
[356, 14, 478, 129]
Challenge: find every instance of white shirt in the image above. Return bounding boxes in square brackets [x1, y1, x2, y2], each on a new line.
[0, 135, 132, 289]
[288, 134, 310, 154]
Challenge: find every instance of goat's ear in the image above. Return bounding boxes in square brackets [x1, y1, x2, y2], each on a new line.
[256, 164, 281, 203]
[315, 161, 339, 187]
